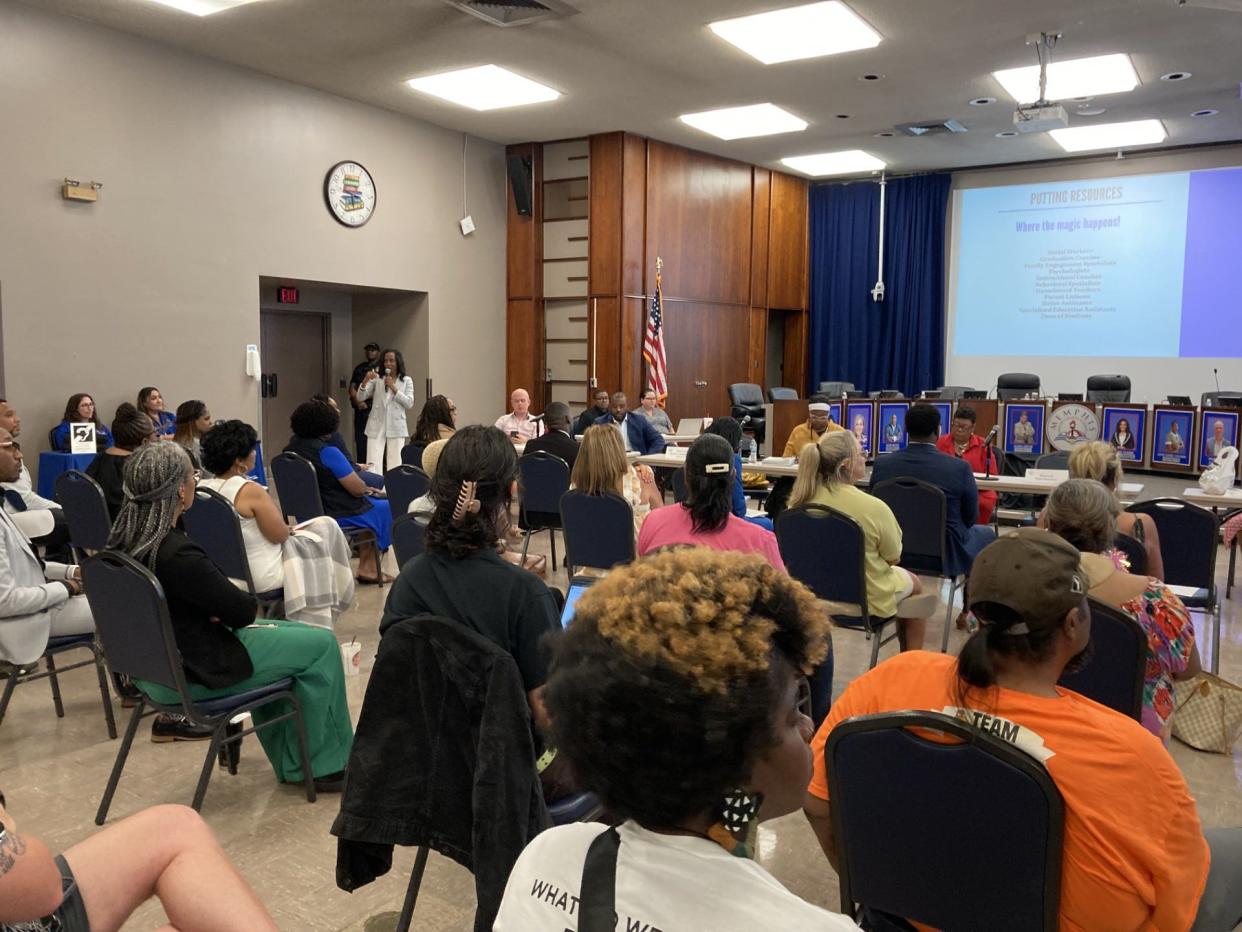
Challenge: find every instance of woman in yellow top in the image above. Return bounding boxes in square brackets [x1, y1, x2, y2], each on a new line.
[788, 430, 935, 651]
[781, 399, 844, 457]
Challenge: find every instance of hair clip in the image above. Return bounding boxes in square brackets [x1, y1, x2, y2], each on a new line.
[704, 462, 730, 474]
[452, 480, 482, 522]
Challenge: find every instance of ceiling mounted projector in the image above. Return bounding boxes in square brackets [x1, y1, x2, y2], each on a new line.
[1013, 104, 1070, 133]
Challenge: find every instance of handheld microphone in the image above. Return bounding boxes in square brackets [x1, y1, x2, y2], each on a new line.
[983, 424, 1000, 445]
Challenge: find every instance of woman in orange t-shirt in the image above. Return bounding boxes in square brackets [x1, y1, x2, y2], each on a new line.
[804, 529, 1239, 932]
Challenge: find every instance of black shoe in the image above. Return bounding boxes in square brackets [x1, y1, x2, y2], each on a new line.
[0, 661, 37, 679]
[150, 714, 214, 743]
[283, 770, 346, 793]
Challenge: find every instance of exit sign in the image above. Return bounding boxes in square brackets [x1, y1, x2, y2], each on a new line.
[276, 286, 300, 304]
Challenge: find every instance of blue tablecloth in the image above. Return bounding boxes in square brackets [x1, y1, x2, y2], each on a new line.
[38, 451, 97, 499]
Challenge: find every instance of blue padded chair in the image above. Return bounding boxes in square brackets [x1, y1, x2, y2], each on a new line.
[826, 711, 1063, 931]
[776, 504, 897, 669]
[392, 513, 427, 568]
[271, 451, 379, 561]
[0, 634, 116, 739]
[1112, 532, 1147, 577]
[400, 441, 428, 469]
[671, 467, 688, 504]
[181, 487, 283, 615]
[870, 478, 962, 651]
[384, 465, 430, 521]
[82, 551, 316, 823]
[517, 452, 570, 571]
[559, 490, 635, 576]
[1126, 498, 1221, 671]
[54, 469, 111, 557]
[1057, 598, 1145, 721]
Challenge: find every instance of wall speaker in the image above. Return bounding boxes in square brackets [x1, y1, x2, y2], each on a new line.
[507, 155, 533, 217]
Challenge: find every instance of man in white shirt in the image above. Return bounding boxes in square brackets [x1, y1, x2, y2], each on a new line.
[0, 400, 71, 558]
[495, 389, 542, 443]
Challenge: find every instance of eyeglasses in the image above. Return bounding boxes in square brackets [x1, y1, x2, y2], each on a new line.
[0, 441, 20, 451]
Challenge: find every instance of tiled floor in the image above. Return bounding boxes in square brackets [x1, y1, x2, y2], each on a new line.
[1, 474, 1239, 930]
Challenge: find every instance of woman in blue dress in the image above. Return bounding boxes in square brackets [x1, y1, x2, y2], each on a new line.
[137, 386, 177, 436]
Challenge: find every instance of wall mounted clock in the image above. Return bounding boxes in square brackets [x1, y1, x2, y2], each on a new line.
[324, 161, 376, 227]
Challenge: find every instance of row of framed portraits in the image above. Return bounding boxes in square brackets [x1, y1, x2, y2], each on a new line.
[826, 399, 1238, 475]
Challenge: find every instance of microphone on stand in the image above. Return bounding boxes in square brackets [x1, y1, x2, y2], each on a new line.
[980, 424, 1000, 481]
[1215, 368, 1221, 394]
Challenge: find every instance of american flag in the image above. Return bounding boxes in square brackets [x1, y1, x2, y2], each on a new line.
[643, 258, 668, 403]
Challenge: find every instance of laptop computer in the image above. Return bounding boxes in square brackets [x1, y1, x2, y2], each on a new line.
[1167, 395, 1192, 406]
[560, 575, 600, 628]
[674, 417, 704, 436]
[1057, 393, 1083, 402]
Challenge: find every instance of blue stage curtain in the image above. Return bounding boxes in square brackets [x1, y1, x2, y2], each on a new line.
[808, 173, 951, 397]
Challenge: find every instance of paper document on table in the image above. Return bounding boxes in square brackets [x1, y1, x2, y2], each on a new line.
[762, 456, 796, 466]
[1025, 469, 1069, 483]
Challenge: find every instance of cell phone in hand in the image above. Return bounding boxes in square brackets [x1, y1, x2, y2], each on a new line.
[510, 431, 519, 439]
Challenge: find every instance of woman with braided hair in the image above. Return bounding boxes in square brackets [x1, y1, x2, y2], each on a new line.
[379, 425, 568, 797]
[108, 442, 354, 792]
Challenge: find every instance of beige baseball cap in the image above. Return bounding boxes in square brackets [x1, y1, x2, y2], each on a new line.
[968, 528, 1088, 634]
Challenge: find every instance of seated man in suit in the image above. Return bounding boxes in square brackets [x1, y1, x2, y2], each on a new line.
[595, 392, 666, 456]
[869, 403, 996, 584]
[523, 402, 578, 470]
[0, 400, 71, 561]
[572, 389, 611, 438]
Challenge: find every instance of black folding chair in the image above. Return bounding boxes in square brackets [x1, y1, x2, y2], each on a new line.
[384, 465, 430, 520]
[54, 469, 111, 557]
[776, 504, 897, 669]
[392, 513, 427, 568]
[1127, 498, 1221, 672]
[1057, 598, 1146, 720]
[271, 451, 379, 558]
[181, 487, 283, 615]
[82, 551, 316, 823]
[1113, 532, 1148, 577]
[827, 711, 1063, 931]
[671, 467, 688, 504]
[400, 441, 428, 469]
[517, 452, 569, 570]
[1035, 450, 1071, 470]
[559, 490, 635, 576]
[0, 634, 116, 739]
[870, 478, 962, 651]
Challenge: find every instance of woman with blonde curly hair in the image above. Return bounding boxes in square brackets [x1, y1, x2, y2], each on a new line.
[495, 549, 853, 931]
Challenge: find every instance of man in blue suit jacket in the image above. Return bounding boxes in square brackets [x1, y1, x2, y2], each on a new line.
[869, 403, 995, 579]
[594, 392, 667, 456]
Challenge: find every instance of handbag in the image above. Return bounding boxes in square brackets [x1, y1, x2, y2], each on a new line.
[1171, 672, 1242, 753]
[1198, 445, 1238, 495]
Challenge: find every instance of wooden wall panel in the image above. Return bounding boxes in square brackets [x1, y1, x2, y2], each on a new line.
[506, 143, 539, 300]
[660, 300, 751, 424]
[749, 306, 767, 386]
[750, 168, 770, 308]
[506, 299, 543, 404]
[588, 133, 622, 297]
[768, 171, 808, 310]
[620, 297, 645, 401]
[621, 133, 648, 298]
[589, 296, 620, 401]
[782, 310, 809, 396]
[645, 143, 752, 306]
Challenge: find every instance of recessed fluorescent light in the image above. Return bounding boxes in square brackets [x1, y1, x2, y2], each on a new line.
[405, 65, 559, 111]
[1049, 119, 1166, 152]
[781, 150, 886, 177]
[146, 0, 264, 14]
[992, 53, 1139, 104]
[709, 1, 881, 65]
[680, 103, 808, 140]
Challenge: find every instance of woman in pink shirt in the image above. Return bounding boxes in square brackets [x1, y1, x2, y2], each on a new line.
[638, 434, 785, 572]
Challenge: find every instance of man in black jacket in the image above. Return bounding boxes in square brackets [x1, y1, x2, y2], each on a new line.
[523, 402, 579, 471]
[572, 388, 610, 437]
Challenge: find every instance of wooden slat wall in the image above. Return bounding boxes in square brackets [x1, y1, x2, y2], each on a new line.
[505, 143, 545, 410]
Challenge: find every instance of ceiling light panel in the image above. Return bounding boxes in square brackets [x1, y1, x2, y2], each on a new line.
[680, 103, 808, 140]
[1049, 119, 1166, 152]
[405, 65, 560, 111]
[781, 149, 886, 176]
[992, 53, 1139, 104]
[709, 2, 881, 65]
[146, 0, 264, 14]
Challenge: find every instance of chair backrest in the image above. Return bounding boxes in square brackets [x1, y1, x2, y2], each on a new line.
[180, 487, 256, 594]
[560, 490, 635, 571]
[997, 372, 1041, 401]
[518, 452, 570, 516]
[1034, 450, 1070, 470]
[727, 382, 764, 407]
[671, 467, 688, 503]
[1085, 374, 1131, 403]
[870, 478, 949, 576]
[400, 440, 428, 469]
[1057, 598, 1146, 720]
[80, 550, 193, 704]
[391, 513, 427, 568]
[776, 504, 868, 611]
[819, 381, 856, 397]
[384, 465, 430, 519]
[270, 452, 325, 523]
[936, 385, 974, 401]
[1112, 532, 1147, 576]
[827, 711, 1063, 931]
[54, 469, 112, 552]
[1125, 498, 1218, 592]
[768, 387, 799, 402]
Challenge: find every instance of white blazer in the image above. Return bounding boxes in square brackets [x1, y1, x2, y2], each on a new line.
[359, 374, 415, 440]
[0, 509, 75, 664]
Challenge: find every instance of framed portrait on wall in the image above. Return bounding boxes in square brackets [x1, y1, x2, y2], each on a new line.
[1198, 408, 1240, 473]
[1150, 406, 1196, 473]
[845, 401, 874, 457]
[827, 401, 843, 431]
[1099, 405, 1148, 465]
[1003, 404, 1045, 456]
[877, 402, 910, 454]
[929, 401, 954, 437]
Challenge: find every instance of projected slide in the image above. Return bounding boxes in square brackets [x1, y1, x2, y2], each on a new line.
[953, 166, 1242, 358]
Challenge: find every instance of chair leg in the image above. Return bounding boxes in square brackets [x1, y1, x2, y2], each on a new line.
[550, 529, 558, 572]
[1211, 601, 1222, 675]
[288, 694, 318, 804]
[96, 702, 146, 825]
[190, 722, 228, 812]
[46, 652, 64, 718]
[0, 671, 18, 728]
[869, 626, 882, 669]
[93, 649, 117, 740]
[941, 578, 959, 654]
[396, 846, 430, 932]
[520, 530, 532, 562]
[1228, 540, 1237, 600]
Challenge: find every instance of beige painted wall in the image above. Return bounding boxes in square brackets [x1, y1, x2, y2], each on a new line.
[0, 2, 506, 478]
